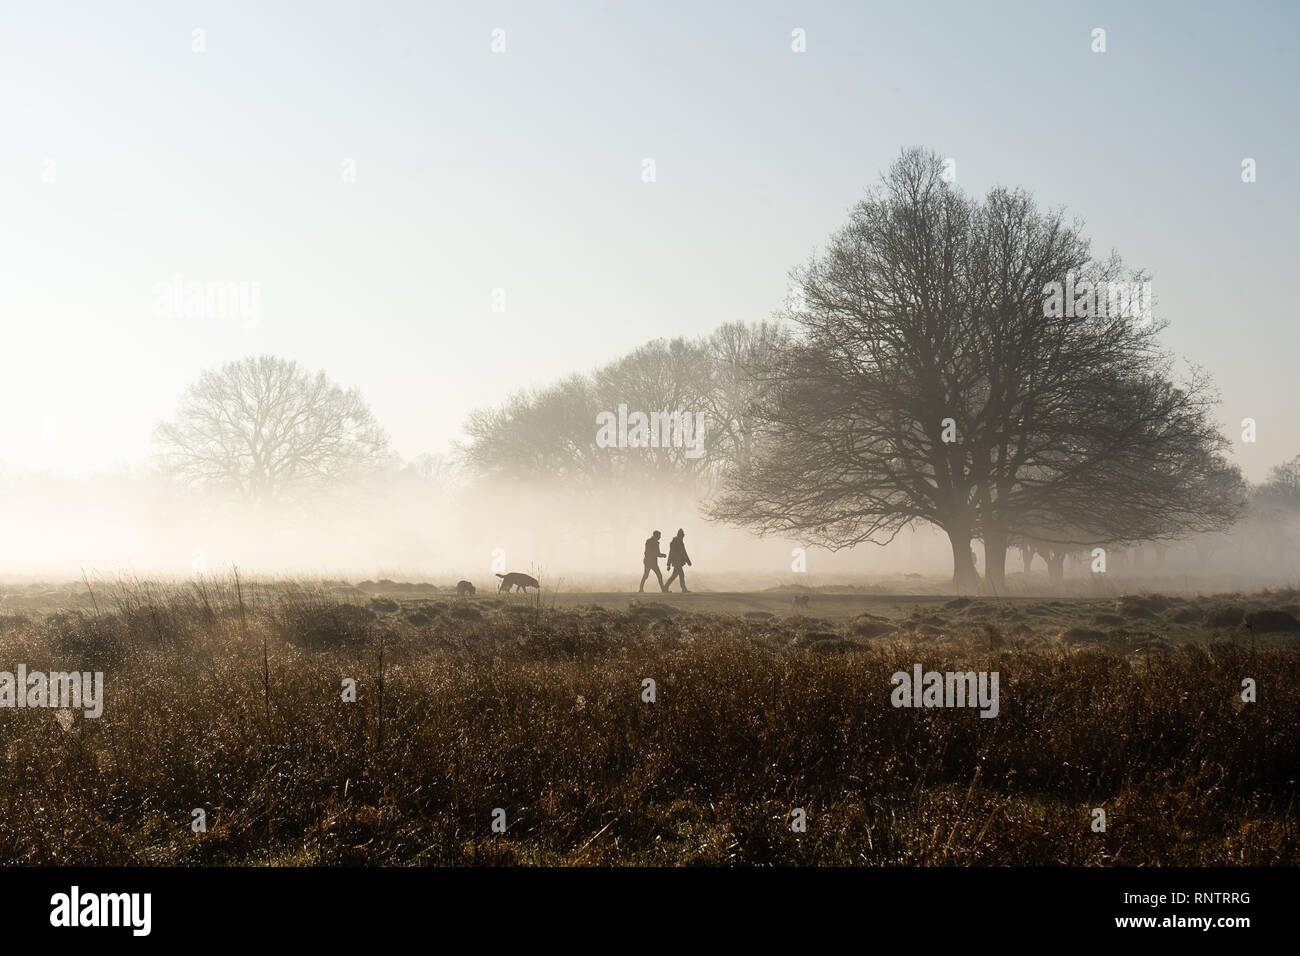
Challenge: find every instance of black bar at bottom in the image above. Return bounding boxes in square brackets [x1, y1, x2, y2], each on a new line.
[2, 865, 1279, 942]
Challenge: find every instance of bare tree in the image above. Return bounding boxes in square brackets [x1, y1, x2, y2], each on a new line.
[697, 321, 789, 476]
[461, 373, 608, 484]
[711, 148, 1243, 592]
[461, 324, 783, 492]
[1237, 455, 1300, 569]
[711, 150, 985, 588]
[155, 355, 390, 506]
[1258, 454, 1300, 510]
[591, 337, 715, 482]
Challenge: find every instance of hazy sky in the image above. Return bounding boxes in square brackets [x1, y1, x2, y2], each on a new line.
[2, 0, 1295, 481]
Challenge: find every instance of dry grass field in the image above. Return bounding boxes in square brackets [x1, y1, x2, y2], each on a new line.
[1, 578, 1297, 865]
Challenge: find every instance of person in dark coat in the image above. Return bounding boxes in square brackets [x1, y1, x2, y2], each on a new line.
[639, 530, 666, 592]
[664, 528, 691, 593]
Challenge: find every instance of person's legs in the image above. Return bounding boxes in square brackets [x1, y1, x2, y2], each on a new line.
[676, 566, 688, 593]
[665, 565, 681, 590]
[651, 565, 665, 590]
[639, 564, 652, 592]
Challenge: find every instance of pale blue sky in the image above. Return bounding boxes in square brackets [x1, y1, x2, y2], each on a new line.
[1, 0, 1295, 480]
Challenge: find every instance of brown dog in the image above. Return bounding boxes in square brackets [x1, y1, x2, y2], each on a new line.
[496, 572, 539, 593]
[456, 580, 476, 596]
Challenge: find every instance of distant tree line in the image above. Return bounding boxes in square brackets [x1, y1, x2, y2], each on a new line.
[459, 321, 785, 492]
[153, 149, 1284, 592]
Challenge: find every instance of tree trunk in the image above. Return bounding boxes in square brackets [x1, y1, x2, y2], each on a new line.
[948, 528, 981, 593]
[983, 528, 1008, 593]
[1046, 551, 1066, 586]
[1021, 547, 1035, 574]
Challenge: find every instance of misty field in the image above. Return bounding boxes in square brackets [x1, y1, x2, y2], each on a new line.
[1, 579, 1297, 866]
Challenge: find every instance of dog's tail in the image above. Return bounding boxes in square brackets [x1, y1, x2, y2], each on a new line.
[495, 573, 506, 579]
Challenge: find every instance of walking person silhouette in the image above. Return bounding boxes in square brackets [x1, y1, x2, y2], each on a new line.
[664, 528, 691, 593]
[639, 530, 666, 592]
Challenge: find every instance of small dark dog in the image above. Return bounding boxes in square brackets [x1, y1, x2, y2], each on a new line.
[496, 572, 540, 593]
[792, 595, 810, 610]
[456, 580, 476, 596]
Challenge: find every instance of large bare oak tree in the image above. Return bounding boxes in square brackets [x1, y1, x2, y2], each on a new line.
[710, 148, 1243, 591]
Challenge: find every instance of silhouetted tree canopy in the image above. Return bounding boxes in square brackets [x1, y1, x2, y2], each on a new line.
[155, 355, 391, 506]
[460, 321, 785, 491]
[709, 148, 1244, 592]
[1257, 455, 1300, 511]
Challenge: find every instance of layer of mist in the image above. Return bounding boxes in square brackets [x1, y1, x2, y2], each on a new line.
[2, 468, 1296, 594]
